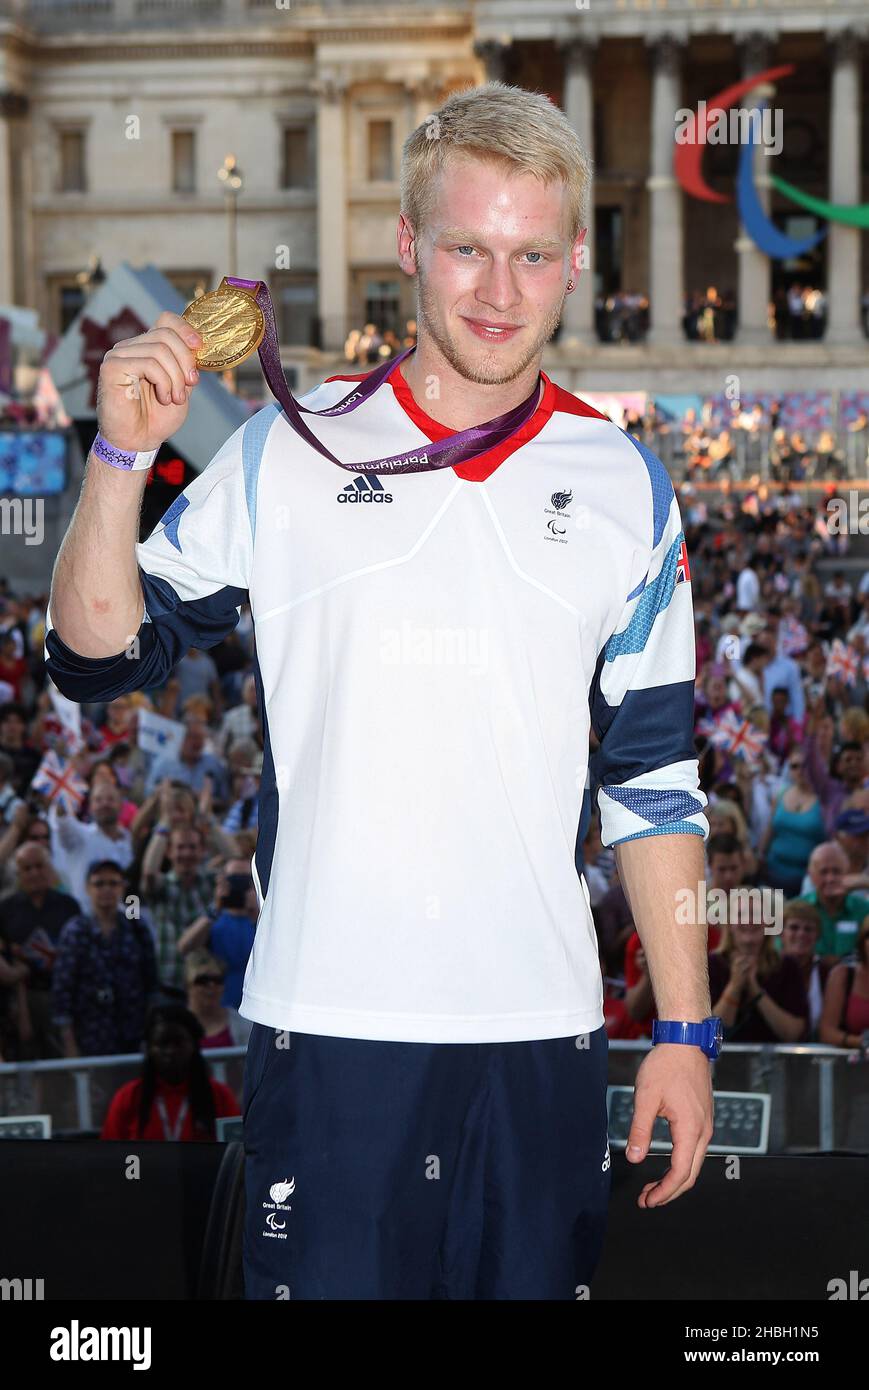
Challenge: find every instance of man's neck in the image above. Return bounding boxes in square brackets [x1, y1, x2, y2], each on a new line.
[400, 338, 542, 432]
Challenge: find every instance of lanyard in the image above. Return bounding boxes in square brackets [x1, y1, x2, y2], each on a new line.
[225, 276, 542, 476]
[155, 1095, 189, 1142]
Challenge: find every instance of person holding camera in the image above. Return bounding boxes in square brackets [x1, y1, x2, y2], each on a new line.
[176, 858, 257, 1011]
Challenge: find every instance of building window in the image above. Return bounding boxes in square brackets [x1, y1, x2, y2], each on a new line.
[163, 270, 211, 305]
[172, 130, 197, 194]
[365, 278, 401, 335]
[59, 283, 86, 333]
[59, 129, 86, 192]
[273, 274, 318, 348]
[367, 120, 394, 182]
[281, 126, 313, 189]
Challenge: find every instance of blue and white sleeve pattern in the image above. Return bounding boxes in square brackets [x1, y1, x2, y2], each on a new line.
[44, 407, 276, 704]
[589, 437, 709, 848]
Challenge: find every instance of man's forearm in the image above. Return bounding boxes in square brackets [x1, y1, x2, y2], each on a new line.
[615, 833, 710, 1021]
[49, 455, 149, 657]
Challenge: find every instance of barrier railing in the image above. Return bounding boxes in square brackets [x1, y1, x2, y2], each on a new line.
[1, 1041, 866, 1151]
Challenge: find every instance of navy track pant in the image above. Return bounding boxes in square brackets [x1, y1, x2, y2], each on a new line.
[242, 1024, 611, 1300]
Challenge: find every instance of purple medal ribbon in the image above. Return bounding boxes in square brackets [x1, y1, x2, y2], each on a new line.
[225, 276, 543, 476]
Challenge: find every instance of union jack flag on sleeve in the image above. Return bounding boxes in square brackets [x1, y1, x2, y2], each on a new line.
[589, 445, 709, 847]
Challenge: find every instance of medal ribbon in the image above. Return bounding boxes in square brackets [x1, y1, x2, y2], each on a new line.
[224, 276, 542, 476]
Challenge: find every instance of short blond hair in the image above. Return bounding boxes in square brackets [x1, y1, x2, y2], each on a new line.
[401, 81, 593, 244]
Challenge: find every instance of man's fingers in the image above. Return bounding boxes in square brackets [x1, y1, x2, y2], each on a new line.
[104, 353, 176, 407]
[139, 325, 201, 379]
[155, 309, 202, 350]
[625, 1081, 661, 1162]
[111, 338, 190, 402]
[638, 1114, 711, 1208]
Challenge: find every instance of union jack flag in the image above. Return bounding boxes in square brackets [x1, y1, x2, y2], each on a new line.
[826, 639, 860, 686]
[710, 709, 767, 763]
[780, 616, 809, 657]
[30, 751, 88, 813]
[675, 539, 691, 585]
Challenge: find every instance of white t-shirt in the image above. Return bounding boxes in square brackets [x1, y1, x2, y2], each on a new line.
[48, 810, 134, 911]
[45, 362, 708, 1042]
[736, 567, 760, 612]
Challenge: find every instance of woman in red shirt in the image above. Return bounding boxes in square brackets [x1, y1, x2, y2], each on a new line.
[101, 1005, 239, 1141]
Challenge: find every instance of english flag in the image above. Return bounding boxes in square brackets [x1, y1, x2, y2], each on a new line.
[675, 539, 691, 585]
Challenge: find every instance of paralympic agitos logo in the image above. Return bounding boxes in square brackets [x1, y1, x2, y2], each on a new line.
[673, 65, 869, 260]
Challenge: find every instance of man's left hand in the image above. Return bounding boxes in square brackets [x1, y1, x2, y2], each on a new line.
[626, 1043, 714, 1208]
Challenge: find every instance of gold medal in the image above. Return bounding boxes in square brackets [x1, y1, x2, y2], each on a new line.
[182, 277, 265, 371]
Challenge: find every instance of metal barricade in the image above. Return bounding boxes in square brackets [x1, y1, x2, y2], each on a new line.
[1, 1042, 866, 1151]
[609, 1041, 869, 1153]
[0, 1046, 247, 1136]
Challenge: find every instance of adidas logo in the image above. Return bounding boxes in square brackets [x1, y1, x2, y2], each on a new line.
[338, 476, 393, 504]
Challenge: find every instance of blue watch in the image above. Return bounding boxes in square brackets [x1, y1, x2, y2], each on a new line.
[652, 1017, 723, 1059]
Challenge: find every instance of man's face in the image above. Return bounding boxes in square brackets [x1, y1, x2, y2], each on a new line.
[0, 712, 25, 747]
[87, 868, 125, 913]
[409, 154, 583, 386]
[89, 783, 120, 827]
[170, 829, 202, 878]
[810, 849, 846, 901]
[183, 723, 206, 759]
[709, 851, 743, 892]
[838, 748, 865, 788]
[16, 846, 52, 896]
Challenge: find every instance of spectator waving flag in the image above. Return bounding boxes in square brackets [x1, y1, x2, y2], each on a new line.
[137, 708, 185, 762]
[780, 616, 809, 656]
[711, 709, 767, 763]
[826, 639, 860, 686]
[45, 681, 83, 754]
[31, 750, 88, 813]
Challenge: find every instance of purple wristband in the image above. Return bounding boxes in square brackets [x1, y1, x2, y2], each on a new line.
[92, 432, 158, 472]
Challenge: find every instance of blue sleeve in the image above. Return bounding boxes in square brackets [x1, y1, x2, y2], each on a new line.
[589, 439, 709, 848]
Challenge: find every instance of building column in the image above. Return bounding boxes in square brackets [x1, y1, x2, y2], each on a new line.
[558, 36, 597, 346]
[314, 74, 349, 351]
[472, 39, 511, 84]
[409, 77, 444, 134]
[826, 28, 865, 345]
[644, 33, 686, 345]
[735, 31, 778, 344]
[0, 92, 26, 305]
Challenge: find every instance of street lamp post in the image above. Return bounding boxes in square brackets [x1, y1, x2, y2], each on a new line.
[218, 154, 244, 391]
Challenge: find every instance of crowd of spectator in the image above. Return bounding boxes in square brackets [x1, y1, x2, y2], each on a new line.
[0, 466, 868, 1142]
[586, 487, 869, 1058]
[684, 285, 737, 343]
[342, 318, 417, 366]
[771, 284, 827, 341]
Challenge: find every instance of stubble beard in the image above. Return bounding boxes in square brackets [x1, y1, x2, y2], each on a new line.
[415, 264, 568, 387]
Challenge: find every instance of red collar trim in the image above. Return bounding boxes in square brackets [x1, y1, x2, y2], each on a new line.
[324, 361, 557, 482]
